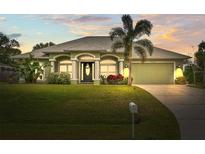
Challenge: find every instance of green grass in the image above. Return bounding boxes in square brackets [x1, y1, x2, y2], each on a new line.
[0, 84, 180, 139]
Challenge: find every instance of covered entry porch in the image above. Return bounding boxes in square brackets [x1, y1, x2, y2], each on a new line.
[49, 53, 124, 85]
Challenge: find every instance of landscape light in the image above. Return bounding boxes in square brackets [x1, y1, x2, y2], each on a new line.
[129, 102, 138, 139]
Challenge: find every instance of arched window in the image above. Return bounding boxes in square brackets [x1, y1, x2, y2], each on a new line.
[100, 59, 117, 77]
[59, 60, 72, 77]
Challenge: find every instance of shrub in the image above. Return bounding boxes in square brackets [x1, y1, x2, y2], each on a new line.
[118, 77, 128, 85]
[195, 72, 203, 84]
[107, 74, 124, 85]
[175, 76, 186, 84]
[47, 73, 58, 84]
[184, 65, 194, 84]
[7, 73, 19, 84]
[100, 75, 107, 84]
[184, 65, 203, 84]
[15, 54, 49, 83]
[47, 72, 70, 84]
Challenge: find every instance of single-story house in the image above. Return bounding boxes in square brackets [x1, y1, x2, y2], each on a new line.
[12, 36, 190, 84]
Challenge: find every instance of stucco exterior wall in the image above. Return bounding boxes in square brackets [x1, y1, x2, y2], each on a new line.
[37, 50, 186, 84]
[46, 51, 124, 84]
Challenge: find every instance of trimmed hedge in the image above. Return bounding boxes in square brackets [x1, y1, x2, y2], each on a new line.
[47, 72, 71, 84]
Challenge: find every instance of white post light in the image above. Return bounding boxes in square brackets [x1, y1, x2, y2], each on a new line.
[129, 102, 138, 139]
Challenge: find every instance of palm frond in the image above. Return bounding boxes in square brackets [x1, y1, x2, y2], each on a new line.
[111, 40, 124, 52]
[135, 39, 154, 56]
[109, 27, 125, 40]
[134, 19, 153, 37]
[134, 46, 147, 62]
[121, 14, 133, 32]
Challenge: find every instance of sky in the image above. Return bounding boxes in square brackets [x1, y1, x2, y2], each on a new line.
[0, 14, 205, 57]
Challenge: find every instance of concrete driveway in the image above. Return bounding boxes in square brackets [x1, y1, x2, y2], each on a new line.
[136, 85, 205, 140]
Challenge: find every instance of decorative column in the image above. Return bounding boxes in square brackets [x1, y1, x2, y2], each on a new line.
[119, 59, 124, 75]
[49, 59, 56, 73]
[94, 59, 100, 85]
[71, 58, 78, 84]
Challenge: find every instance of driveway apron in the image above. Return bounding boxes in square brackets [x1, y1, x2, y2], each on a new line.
[135, 85, 205, 139]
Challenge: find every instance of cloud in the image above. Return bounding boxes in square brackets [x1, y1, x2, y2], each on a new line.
[37, 14, 205, 53]
[68, 24, 111, 36]
[0, 16, 6, 22]
[133, 14, 205, 53]
[8, 33, 22, 38]
[37, 14, 111, 24]
[155, 27, 178, 42]
[21, 14, 205, 54]
[74, 15, 111, 23]
[35, 14, 113, 36]
[36, 32, 43, 35]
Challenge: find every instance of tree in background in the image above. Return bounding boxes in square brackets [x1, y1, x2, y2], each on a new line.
[16, 54, 49, 83]
[33, 42, 55, 50]
[109, 14, 153, 85]
[0, 32, 21, 65]
[195, 41, 205, 69]
[195, 41, 205, 86]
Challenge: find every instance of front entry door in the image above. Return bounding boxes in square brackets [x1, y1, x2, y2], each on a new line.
[81, 62, 93, 82]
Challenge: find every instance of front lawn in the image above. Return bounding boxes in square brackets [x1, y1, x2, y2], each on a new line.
[0, 84, 180, 139]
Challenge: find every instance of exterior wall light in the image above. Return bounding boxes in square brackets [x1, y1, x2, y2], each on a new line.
[175, 66, 184, 79]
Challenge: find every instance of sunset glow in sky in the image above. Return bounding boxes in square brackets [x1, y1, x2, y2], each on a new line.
[0, 14, 205, 57]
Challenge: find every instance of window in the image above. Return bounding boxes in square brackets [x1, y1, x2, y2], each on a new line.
[100, 59, 117, 77]
[59, 60, 72, 78]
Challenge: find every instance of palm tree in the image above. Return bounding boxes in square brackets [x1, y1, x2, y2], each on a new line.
[109, 14, 154, 85]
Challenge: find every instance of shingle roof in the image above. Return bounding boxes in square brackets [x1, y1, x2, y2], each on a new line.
[12, 36, 191, 60]
[132, 47, 191, 60]
[11, 50, 48, 59]
[43, 36, 120, 52]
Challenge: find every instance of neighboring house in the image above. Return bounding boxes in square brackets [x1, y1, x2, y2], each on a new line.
[12, 36, 190, 84]
[0, 63, 18, 82]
